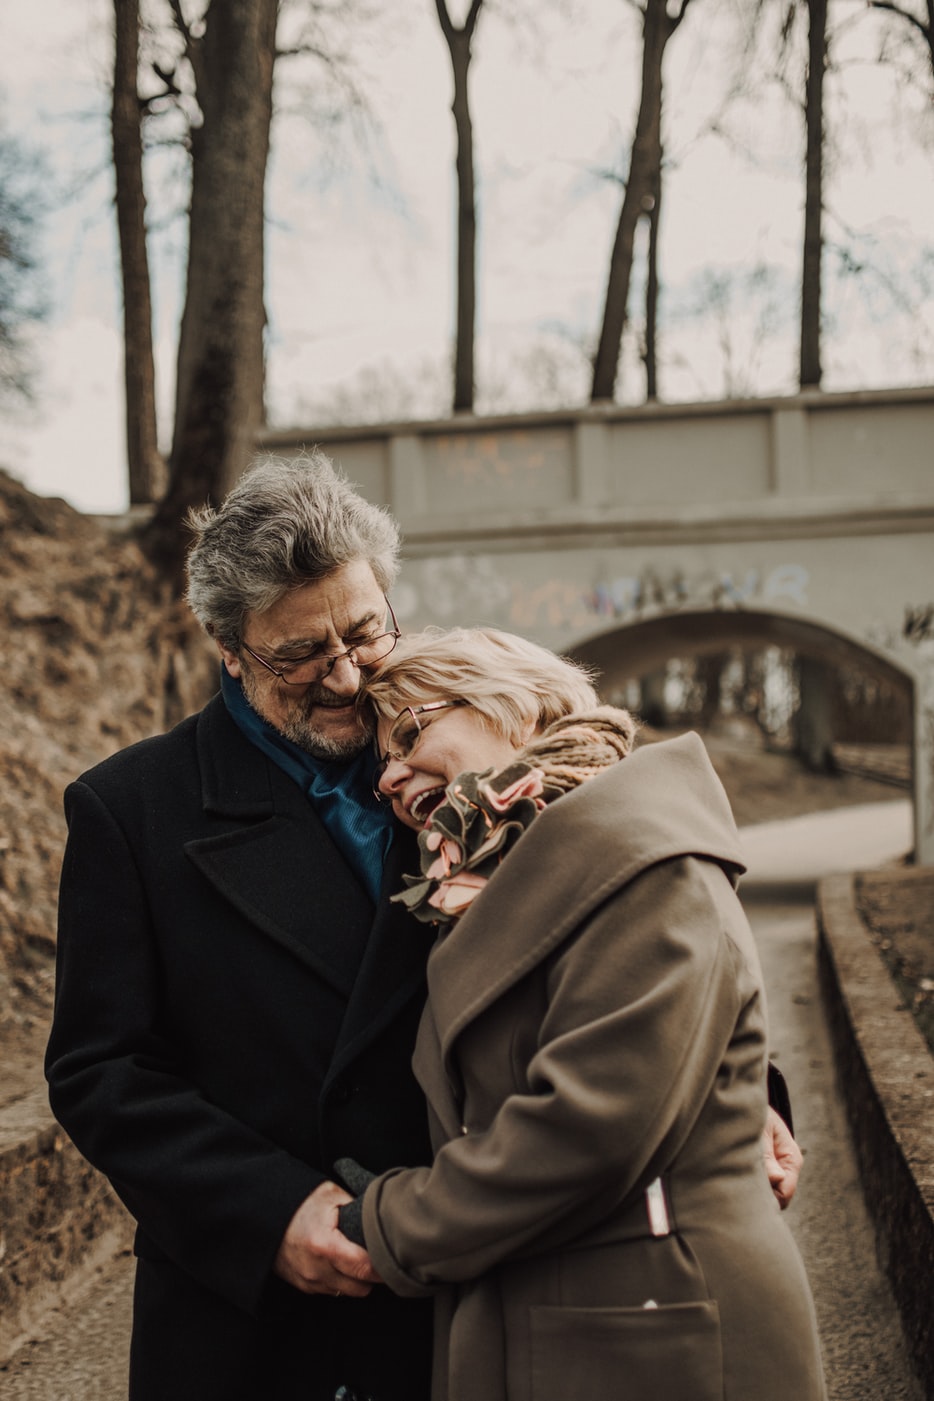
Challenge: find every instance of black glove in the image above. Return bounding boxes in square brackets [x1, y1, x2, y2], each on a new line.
[334, 1157, 376, 1247]
[767, 1062, 794, 1136]
[335, 1157, 376, 1195]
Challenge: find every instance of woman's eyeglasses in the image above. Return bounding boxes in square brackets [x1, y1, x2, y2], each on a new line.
[372, 701, 463, 799]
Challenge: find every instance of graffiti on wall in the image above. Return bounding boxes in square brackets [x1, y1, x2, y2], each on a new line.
[400, 555, 812, 635]
[433, 431, 555, 482]
[583, 563, 810, 625]
[904, 604, 934, 646]
[865, 603, 934, 655]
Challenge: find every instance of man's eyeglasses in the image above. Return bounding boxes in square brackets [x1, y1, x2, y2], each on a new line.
[240, 597, 401, 687]
[373, 701, 463, 799]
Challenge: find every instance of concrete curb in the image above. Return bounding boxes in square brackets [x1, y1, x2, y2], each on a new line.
[0, 1087, 133, 1365]
[817, 874, 934, 1398]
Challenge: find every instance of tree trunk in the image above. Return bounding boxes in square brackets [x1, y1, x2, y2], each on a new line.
[695, 651, 726, 729]
[795, 655, 835, 772]
[643, 164, 662, 401]
[639, 667, 669, 729]
[144, 0, 277, 578]
[591, 0, 680, 403]
[450, 29, 477, 413]
[435, 0, 483, 415]
[112, 0, 165, 505]
[800, 0, 827, 389]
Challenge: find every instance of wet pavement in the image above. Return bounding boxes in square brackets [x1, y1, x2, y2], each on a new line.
[1, 802, 924, 1400]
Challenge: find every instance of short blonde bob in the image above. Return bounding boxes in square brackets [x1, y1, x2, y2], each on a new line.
[361, 626, 600, 744]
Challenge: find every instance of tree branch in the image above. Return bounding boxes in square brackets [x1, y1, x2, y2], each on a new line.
[868, 0, 931, 45]
[165, 0, 192, 47]
[164, 0, 206, 96]
[151, 62, 184, 99]
[464, 0, 484, 41]
[434, 0, 483, 45]
[671, 0, 697, 30]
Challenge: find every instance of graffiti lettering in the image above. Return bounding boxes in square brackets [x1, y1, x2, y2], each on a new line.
[761, 564, 809, 608]
[583, 564, 809, 624]
[405, 557, 814, 633]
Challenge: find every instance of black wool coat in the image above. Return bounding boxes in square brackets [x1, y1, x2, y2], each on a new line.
[46, 693, 435, 1401]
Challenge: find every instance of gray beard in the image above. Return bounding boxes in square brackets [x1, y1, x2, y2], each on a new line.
[280, 713, 372, 761]
[240, 671, 374, 761]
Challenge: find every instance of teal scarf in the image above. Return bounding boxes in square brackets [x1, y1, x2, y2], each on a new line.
[221, 666, 394, 905]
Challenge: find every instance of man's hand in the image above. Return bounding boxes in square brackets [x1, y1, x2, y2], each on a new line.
[763, 1106, 803, 1210]
[273, 1180, 383, 1296]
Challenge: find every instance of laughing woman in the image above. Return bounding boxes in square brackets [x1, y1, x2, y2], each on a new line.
[338, 627, 826, 1401]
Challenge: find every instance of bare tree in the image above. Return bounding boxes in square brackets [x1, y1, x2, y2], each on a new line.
[590, 0, 694, 403]
[107, 0, 373, 580]
[112, 0, 166, 506]
[434, 0, 484, 414]
[142, 0, 278, 575]
[745, 0, 828, 388]
[800, 0, 828, 387]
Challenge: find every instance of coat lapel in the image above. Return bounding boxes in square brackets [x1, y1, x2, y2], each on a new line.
[183, 695, 374, 997]
[329, 825, 436, 1076]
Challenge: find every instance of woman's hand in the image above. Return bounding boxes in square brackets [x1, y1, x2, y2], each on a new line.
[763, 1106, 803, 1209]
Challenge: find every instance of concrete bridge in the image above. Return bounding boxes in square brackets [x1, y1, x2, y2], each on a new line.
[261, 384, 934, 863]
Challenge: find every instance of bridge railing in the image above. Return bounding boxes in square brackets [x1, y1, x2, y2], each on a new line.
[259, 385, 934, 546]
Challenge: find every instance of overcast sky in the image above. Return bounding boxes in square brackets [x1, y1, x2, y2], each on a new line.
[1, 0, 932, 513]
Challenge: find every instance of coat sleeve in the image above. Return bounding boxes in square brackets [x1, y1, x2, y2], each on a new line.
[362, 855, 764, 1296]
[45, 780, 324, 1315]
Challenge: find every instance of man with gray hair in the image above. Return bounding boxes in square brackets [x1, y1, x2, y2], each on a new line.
[47, 453, 432, 1401]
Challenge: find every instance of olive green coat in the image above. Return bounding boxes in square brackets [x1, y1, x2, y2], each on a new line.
[363, 734, 826, 1401]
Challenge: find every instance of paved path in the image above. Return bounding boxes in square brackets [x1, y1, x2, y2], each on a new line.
[0, 1250, 133, 1399]
[738, 798, 913, 887]
[1, 802, 923, 1399]
[740, 798, 921, 1399]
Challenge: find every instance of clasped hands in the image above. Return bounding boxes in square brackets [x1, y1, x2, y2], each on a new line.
[272, 1170, 380, 1298]
[274, 1115, 801, 1298]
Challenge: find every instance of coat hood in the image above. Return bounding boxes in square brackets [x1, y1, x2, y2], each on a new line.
[425, 731, 745, 1058]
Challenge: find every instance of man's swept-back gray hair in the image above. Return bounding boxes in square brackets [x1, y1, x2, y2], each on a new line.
[185, 451, 401, 645]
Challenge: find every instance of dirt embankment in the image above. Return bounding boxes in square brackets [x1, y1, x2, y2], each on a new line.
[0, 469, 215, 1060]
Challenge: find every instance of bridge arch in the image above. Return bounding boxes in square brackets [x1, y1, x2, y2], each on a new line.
[566, 606, 929, 862]
[569, 607, 913, 694]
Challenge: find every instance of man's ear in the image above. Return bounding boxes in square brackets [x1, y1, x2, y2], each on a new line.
[215, 637, 242, 679]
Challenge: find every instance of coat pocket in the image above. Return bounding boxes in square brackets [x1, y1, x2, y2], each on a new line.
[530, 1300, 722, 1401]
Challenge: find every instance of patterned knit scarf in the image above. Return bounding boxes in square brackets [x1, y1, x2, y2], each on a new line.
[392, 706, 637, 926]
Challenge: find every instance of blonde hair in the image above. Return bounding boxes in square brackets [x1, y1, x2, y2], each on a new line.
[362, 627, 600, 744]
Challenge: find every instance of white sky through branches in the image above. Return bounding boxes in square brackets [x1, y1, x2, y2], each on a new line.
[1, 0, 932, 512]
